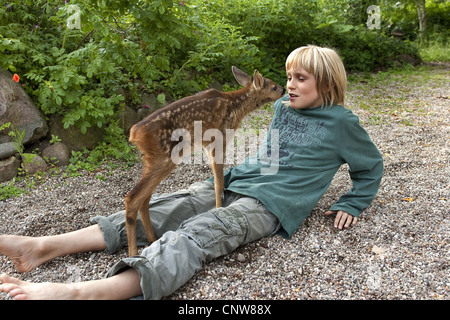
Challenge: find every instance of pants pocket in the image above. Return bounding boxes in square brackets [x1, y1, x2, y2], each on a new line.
[178, 207, 247, 258]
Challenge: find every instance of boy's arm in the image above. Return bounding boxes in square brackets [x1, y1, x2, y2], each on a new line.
[328, 119, 384, 220]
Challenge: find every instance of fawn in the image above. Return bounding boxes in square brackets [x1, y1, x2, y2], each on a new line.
[125, 66, 285, 256]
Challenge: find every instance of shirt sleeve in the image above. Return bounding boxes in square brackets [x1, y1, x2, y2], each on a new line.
[329, 115, 384, 217]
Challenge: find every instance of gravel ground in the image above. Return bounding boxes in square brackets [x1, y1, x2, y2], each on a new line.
[0, 63, 448, 300]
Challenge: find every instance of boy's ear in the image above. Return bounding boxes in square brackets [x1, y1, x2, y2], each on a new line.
[232, 66, 252, 87]
[323, 82, 335, 93]
[253, 70, 264, 88]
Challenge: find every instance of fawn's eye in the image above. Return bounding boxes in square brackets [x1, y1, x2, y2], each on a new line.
[272, 86, 278, 91]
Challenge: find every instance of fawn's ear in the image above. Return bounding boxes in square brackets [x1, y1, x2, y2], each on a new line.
[253, 70, 264, 88]
[232, 66, 252, 87]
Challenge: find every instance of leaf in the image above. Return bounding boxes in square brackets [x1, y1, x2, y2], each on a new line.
[401, 197, 414, 202]
[157, 93, 166, 104]
[334, 24, 354, 33]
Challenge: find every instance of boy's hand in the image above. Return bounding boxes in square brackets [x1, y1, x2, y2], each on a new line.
[324, 210, 357, 230]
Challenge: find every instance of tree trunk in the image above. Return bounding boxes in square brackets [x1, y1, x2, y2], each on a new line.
[415, 0, 427, 36]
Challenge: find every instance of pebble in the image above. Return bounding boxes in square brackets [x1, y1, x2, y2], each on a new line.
[237, 253, 246, 263]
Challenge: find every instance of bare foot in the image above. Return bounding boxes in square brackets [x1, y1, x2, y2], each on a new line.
[0, 269, 143, 300]
[0, 235, 49, 273]
[0, 273, 79, 300]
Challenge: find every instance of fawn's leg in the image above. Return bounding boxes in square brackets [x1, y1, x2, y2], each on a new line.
[139, 162, 176, 244]
[139, 194, 156, 243]
[204, 144, 225, 208]
[125, 173, 155, 256]
[125, 194, 140, 256]
[210, 160, 224, 208]
[125, 161, 175, 256]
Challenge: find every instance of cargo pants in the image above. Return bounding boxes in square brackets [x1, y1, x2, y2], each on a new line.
[90, 181, 280, 300]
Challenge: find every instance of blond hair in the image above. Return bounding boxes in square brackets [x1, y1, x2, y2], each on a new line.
[285, 45, 347, 107]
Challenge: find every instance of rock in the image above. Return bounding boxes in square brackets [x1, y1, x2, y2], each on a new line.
[137, 92, 175, 120]
[0, 156, 20, 182]
[21, 153, 47, 174]
[0, 142, 16, 160]
[139, 92, 171, 120]
[118, 106, 140, 134]
[372, 245, 387, 256]
[237, 253, 246, 263]
[0, 68, 48, 159]
[391, 29, 405, 40]
[137, 108, 151, 121]
[140, 93, 165, 112]
[48, 114, 104, 153]
[397, 53, 422, 66]
[42, 142, 70, 167]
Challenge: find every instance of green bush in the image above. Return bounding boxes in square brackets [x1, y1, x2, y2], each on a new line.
[320, 25, 421, 71]
[194, 0, 421, 79]
[0, 0, 261, 133]
[1, 1, 128, 133]
[199, 0, 323, 82]
[0, 0, 430, 138]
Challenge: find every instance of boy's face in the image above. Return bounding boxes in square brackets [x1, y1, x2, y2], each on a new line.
[286, 68, 322, 109]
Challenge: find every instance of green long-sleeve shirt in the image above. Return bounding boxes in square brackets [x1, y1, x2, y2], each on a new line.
[221, 95, 383, 238]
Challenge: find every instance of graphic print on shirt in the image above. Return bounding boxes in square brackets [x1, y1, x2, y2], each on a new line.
[267, 106, 328, 167]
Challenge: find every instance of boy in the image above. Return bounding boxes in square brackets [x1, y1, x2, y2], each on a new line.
[0, 45, 383, 300]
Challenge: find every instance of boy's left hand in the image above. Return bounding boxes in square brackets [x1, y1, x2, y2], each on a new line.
[324, 210, 357, 230]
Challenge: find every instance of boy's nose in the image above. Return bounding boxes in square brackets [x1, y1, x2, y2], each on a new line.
[287, 79, 296, 88]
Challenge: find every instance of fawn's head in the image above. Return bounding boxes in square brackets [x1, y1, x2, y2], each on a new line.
[232, 66, 285, 103]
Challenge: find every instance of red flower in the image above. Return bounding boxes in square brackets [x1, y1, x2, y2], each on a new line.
[12, 74, 20, 83]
